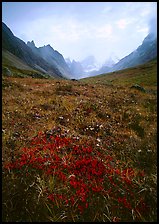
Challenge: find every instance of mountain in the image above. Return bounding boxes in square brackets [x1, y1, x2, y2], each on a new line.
[81, 58, 157, 87]
[111, 33, 157, 72]
[103, 57, 115, 68]
[92, 56, 119, 76]
[70, 60, 85, 79]
[2, 22, 71, 79]
[27, 41, 72, 79]
[80, 55, 100, 73]
[65, 58, 85, 79]
[87, 33, 157, 78]
[2, 49, 37, 71]
[65, 58, 72, 68]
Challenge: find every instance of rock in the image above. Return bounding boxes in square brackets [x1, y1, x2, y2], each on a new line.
[130, 84, 146, 92]
[3, 67, 12, 76]
[71, 79, 78, 81]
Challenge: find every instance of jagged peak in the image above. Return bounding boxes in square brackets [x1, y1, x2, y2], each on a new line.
[42, 44, 53, 50]
[46, 44, 51, 48]
[37, 44, 54, 52]
[27, 40, 36, 48]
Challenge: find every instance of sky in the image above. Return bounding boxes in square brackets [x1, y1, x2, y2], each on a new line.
[2, 2, 157, 65]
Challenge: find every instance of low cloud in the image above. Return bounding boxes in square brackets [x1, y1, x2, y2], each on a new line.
[8, 2, 156, 64]
[148, 16, 157, 37]
[95, 24, 113, 39]
[136, 26, 149, 35]
[116, 19, 130, 29]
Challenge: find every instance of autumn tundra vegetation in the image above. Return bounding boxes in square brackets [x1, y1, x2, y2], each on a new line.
[2, 60, 157, 222]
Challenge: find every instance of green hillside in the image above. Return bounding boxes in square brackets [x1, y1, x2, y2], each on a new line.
[81, 59, 157, 87]
[2, 50, 52, 79]
[2, 50, 35, 70]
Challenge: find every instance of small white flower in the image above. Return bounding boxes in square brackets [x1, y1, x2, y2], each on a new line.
[68, 174, 75, 179]
[138, 150, 142, 153]
[99, 124, 103, 129]
[97, 138, 101, 142]
[44, 161, 51, 166]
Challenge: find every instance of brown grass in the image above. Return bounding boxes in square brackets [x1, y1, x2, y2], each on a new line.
[2, 65, 157, 221]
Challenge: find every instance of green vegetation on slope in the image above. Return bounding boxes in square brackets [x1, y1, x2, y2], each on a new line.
[2, 65, 52, 79]
[2, 50, 35, 71]
[81, 59, 157, 87]
[2, 50, 52, 79]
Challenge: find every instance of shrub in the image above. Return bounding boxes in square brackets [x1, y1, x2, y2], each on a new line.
[2, 128, 156, 222]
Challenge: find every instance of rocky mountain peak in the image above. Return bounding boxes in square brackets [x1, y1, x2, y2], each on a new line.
[27, 40, 36, 48]
[42, 44, 54, 51]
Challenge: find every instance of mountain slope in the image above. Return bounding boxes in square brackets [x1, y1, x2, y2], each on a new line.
[65, 58, 85, 78]
[2, 49, 35, 71]
[27, 41, 72, 79]
[2, 48, 52, 78]
[81, 59, 157, 87]
[90, 33, 157, 77]
[2, 22, 70, 78]
[111, 33, 157, 72]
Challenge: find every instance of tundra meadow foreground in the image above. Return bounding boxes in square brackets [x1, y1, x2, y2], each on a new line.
[2, 62, 157, 221]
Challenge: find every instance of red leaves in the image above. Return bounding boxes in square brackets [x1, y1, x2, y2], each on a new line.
[78, 204, 84, 214]
[138, 170, 145, 177]
[4, 162, 15, 170]
[118, 197, 132, 210]
[48, 194, 54, 202]
[70, 178, 78, 189]
[92, 186, 103, 192]
[115, 169, 121, 175]
[57, 171, 67, 182]
[3, 129, 148, 219]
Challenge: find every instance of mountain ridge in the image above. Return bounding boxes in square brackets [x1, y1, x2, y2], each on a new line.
[2, 22, 157, 80]
[27, 41, 72, 79]
[2, 22, 72, 79]
[111, 33, 157, 72]
[86, 33, 157, 78]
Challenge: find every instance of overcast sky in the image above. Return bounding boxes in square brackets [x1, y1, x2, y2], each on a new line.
[2, 2, 157, 64]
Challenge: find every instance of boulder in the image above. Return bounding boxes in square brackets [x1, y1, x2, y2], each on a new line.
[130, 84, 146, 92]
[3, 67, 12, 76]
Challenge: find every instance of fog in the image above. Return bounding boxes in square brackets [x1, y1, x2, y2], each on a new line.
[2, 2, 157, 65]
[149, 16, 157, 37]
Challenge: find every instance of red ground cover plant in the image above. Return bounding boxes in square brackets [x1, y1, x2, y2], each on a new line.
[3, 128, 152, 221]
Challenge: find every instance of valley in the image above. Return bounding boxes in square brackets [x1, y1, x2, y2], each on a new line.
[2, 6, 157, 220]
[2, 60, 157, 222]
